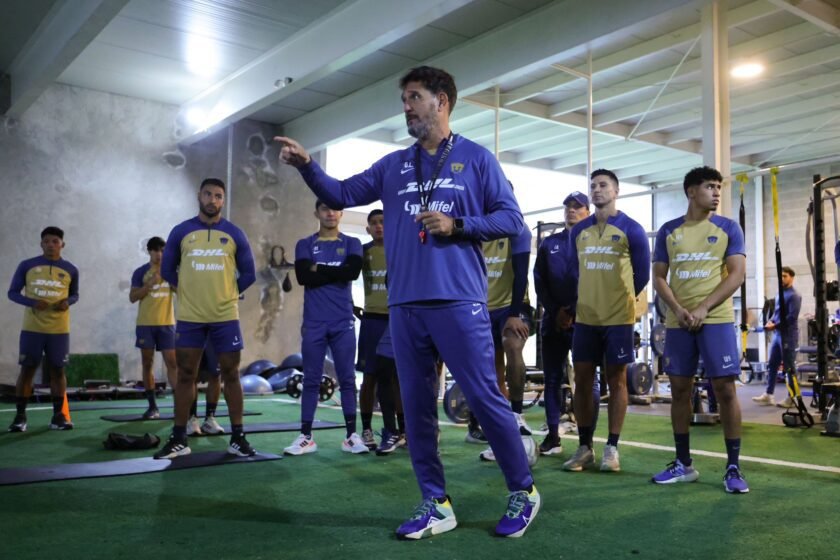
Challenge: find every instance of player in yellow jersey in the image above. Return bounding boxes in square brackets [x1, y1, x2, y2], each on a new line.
[565, 170, 650, 473]
[154, 178, 256, 459]
[130, 236, 177, 420]
[8, 227, 79, 432]
[651, 166, 749, 493]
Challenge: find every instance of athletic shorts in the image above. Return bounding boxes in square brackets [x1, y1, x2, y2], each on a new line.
[135, 325, 175, 351]
[489, 305, 534, 350]
[663, 323, 740, 378]
[572, 323, 635, 365]
[357, 313, 388, 374]
[19, 331, 69, 368]
[176, 320, 243, 354]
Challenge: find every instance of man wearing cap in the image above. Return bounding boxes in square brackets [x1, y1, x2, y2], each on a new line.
[533, 192, 590, 455]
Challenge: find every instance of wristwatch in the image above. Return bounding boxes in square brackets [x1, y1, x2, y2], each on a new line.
[452, 217, 465, 237]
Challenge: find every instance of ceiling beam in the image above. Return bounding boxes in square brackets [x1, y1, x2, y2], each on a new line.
[596, 49, 840, 128]
[552, 141, 653, 170]
[768, 0, 840, 34]
[502, 0, 776, 107]
[4, 0, 128, 117]
[281, 0, 696, 152]
[667, 91, 840, 144]
[175, 0, 474, 146]
[550, 21, 815, 118]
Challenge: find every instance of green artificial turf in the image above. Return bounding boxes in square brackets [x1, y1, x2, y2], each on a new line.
[0, 398, 836, 560]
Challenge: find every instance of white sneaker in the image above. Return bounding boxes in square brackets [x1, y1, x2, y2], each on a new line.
[479, 446, 496, 462]
[562, 445, 595, 471]
[600, 444, 621, 472]
[776, 396, 794, 408]
[201, 415, 225, 434]
[752, 393, 775, 406]
[284, 433, 318, 455]
[342, 433, 370, 454]
[515, 413, 533, 436]
[186, 415, 203, 436]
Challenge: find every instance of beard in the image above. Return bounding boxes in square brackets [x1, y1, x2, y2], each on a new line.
[201, 204, 221, 218]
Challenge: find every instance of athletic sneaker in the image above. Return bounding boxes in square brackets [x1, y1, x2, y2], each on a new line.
[652, 459, 699, 484]
[227, 434, 256, 457]
[562, 445, 595, 471]
[186, 415, 203, 436]
[395, 496, 457, 540]
[201, 415, 225, 434]
[723, 465, 750, 494]
[49, 413, 74, 431]
[776, 396, 794, 408]
[495, 485, 541, 538]
[464, 425, 487, 444]
[154, 435, 191, 459]
[752, 393, 775, 406]
[515, 413, 533, 436]
[600, 444, 621, 472]
[375, 430, 402, 455]
[141, 407, 160, 420]
[342, 433, 370, 454]
[479, 447, 496, 462]
[283, 433, 318, 455]
[538, 435, 562, 456]
[8, 413, 27, 433]
[361, 428, 377, 450]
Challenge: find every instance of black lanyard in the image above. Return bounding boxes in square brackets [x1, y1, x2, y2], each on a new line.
[414, 134, 454, 212]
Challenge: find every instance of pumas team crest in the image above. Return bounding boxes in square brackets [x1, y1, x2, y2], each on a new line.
[611, 235, 620, 242]
[707, 236, 718, 244]
[220, 238, 229, 245]
[450, 162, 464, 173]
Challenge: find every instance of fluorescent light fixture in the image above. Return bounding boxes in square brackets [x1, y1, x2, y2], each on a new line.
[731, 62, 764, 79]
[186, 34, 218, 77]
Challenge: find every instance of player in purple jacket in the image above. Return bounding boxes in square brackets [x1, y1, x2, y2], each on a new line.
[283, 201, 365, 455]
[275, 66, 538, 540]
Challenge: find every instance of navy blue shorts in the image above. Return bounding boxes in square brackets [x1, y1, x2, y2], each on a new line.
[489, 305, 533, 350]
[357, 313, 388, 374]
[664, 323, 740, 378]
[19, 331, 69, 368]
[135, 325, 175, 351]
[176, 320, 243, 354]
[572, 323, 635, 365]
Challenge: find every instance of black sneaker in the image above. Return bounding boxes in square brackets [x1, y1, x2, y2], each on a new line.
[153, 435, 191, 459]
[49, 414, 74, 431]
[227, 434, 256, 457]
[8, 413, 27, 432]
[464, 426, 487, 444]
[375, 430, 401, 455]
[538, 435, 563, 456]
[142, 407, 160, 420]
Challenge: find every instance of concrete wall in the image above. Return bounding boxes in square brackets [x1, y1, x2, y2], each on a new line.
[0, 84, 315, 385]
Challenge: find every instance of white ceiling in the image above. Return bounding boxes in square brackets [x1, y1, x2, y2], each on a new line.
[2, 0, 839, 187]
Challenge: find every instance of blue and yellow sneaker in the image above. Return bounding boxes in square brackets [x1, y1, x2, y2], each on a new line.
[495, 485, 540, 538]
[396, 496, 457, 540]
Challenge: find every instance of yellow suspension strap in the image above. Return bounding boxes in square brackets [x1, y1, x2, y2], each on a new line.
[771, 168, 814, 427]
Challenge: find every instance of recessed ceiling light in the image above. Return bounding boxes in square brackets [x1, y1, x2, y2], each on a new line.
[731, 63, 764, 78]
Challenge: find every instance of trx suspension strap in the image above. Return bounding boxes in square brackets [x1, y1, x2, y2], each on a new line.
[771, 168, 814, 427]
[736, 173, 750, 366]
